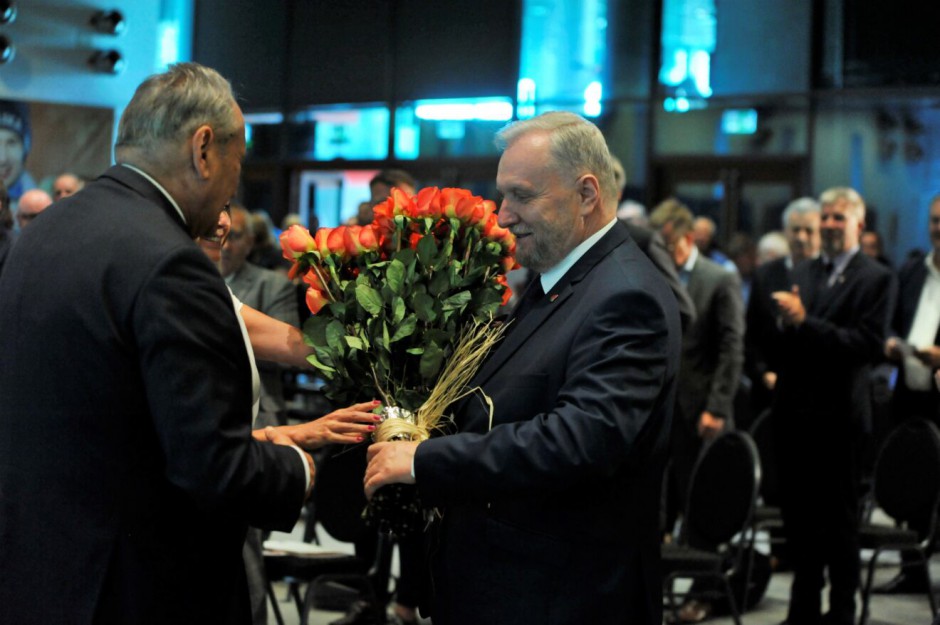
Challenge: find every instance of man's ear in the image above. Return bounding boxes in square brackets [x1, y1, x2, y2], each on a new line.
[576, 174, 601, 216]
[191, 125, 214, 180]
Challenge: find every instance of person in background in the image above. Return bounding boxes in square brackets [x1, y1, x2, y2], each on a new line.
[52, 172, 85, 200]
[756, 231, 789, 266]
[692, 215, 737, 272]
[15, 188, 52, 230]
[770, 187, 896, 625]
[746, 197, 821, 416]
[861, 229, 893, 269]
[875, 194, 940, 595]
[0, 100, 35, 204]
[223, 204, 300, 422]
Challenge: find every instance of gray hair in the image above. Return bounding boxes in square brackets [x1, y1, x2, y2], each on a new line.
[496, 111, 617, 207]
[780, 196, 820, 229]
[819, 187, 865, 222]
[115, 62, 240, 158]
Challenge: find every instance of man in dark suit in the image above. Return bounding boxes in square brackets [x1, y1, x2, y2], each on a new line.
[365, 112, 681, 624]
[746, 197, 821, 416]
[771, 187, 896, 625]
[224, 204, 299, 420]
[876, 193, 940, 593]
[0, 63, 312, 625]
[650, 198, 744, 524]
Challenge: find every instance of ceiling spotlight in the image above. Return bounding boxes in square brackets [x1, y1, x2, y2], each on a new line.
[90, 9, 125, 35]
[0, 35, 13, 64]
[88, 49, 125, 75]
[0, 1, 16, 25]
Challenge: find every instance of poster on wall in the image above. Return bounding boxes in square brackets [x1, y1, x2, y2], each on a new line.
[0, 98, 113, 203]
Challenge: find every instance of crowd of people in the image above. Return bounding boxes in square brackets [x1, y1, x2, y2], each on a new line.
[0, 60, 939, 625]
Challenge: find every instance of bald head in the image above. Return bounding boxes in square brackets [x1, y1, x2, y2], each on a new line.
[17, 189, 52, 229]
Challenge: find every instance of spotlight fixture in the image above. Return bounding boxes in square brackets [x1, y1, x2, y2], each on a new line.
[90, 9, 125, 35]
[0, 34, 13, 64]
[88, 49, 125, 75]
[0, 1, 16, 25]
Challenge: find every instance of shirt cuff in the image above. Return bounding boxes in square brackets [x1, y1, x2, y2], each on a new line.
[289, 444, 312, 494]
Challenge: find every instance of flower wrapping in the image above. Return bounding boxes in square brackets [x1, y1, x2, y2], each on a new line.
[280, 187, 518, 534]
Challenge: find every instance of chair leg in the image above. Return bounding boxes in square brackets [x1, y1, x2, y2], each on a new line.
[721, 574, 742, 625]
[915, 551, 938, 617]
[664, 573, 681, 623]
[267, 580, 286, 625]
[859, 548, 882, 625]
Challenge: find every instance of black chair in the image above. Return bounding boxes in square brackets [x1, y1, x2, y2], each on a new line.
[264, 444, 392, 625]
[661, 430, 761, 625]
[858, 418, 940, 625]
[748, 409, 785, 545]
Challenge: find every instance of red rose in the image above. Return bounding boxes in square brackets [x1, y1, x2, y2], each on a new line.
[496, 274, 512, 306]
[343, 225, 363, 256]
[358, 224, 379, 251]
[305, 287, 329, 315]
[314, 228, 333, 257]
[327, 226, 348, 258]
[408, 232, 423, 250]
[303, 268, 328, 291]
[414, 187, 441, 218]
[279, 224, 315, 260]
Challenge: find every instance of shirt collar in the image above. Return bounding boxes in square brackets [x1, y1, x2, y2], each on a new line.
[682, 244, 699, 273]
[822, 245, 859, 276]
[120, 163, 187, 226]
[540, 218, 617, 293]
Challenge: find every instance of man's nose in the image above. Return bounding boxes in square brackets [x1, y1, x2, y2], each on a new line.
[496, 202, 516, 228]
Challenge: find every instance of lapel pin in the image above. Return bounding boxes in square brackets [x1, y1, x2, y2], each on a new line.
[549, 293, 559, 302]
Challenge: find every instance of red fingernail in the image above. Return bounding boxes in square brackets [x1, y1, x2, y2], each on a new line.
[368, 425, 376, 431]
[373, 415, 383, 421]
[357, 435, 364, 441]
[372, 400, 381, 405]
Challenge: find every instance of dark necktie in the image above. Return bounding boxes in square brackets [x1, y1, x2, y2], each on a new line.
[510, 275, 544, 326]
[823, 260, 835, 286]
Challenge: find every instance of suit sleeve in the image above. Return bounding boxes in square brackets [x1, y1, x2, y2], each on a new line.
[796, 267, 897, 364]
[133, 244, 306, 530]
[414, 283, 675, 504]
[263, 273, 301, 327]
[705, 271, 745, 419]
[646, 229, 696, 331]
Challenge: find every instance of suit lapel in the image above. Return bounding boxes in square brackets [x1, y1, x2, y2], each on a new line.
[812, 252, 864, 318]
[473, 223, 629, 386]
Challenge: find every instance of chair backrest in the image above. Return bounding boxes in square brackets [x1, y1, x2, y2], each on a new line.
[683, 430, 761, 551]
[748, 408, 778, 505]
[873, 418, 940, 524]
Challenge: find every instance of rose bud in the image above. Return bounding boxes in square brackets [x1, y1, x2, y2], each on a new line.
[314, 227, 333, 257]
[343, 225, 363, 255]
[279, 224, 316, 260]
[327, 226, 348, 258]
[358, 224, 380, 251]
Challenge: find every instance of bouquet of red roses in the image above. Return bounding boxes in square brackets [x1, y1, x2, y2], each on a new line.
[280, 187, 517, 534]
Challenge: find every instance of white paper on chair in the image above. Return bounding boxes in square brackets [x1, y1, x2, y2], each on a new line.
[262, 539, 349, 558]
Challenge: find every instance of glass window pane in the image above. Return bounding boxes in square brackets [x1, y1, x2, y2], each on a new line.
[285, 105, 390, 161]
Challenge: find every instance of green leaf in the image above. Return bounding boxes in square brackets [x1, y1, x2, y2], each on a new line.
[386, 259, 405, 295]
[306, 352, 336, 374]
[442, 290, 472, 311]
[413, 292, 437, 323]
[406, 347, 424, 355]
[345, 335, 365, 351]
[390, 315, 417, 343]
[391, 296, 406, 324]
[429, 270, 451, 296]
[419, 343, 445, 381]
[355, 284, 384, 315]
[416, 233, 438, 267]
[325, 320, 346, 352]
[303, 315, 331, 346]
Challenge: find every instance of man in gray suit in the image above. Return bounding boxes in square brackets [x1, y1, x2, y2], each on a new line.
[651, 198, 745, 528]
[223, 204, 299, 420]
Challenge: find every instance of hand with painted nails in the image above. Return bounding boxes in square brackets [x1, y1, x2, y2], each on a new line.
[252, 400, 382, 449]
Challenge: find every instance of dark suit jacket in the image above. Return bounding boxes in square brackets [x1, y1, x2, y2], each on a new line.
[623, 221, 696, 330]
[745, 257, 792, 390]
[773, 252, 896, 441]
[891, 251, 940, 417]
[414, 222, 681, 625]
[677, 254, 744, 427]
[228, 262, 299, 415]
[0, 166, 307, 625]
